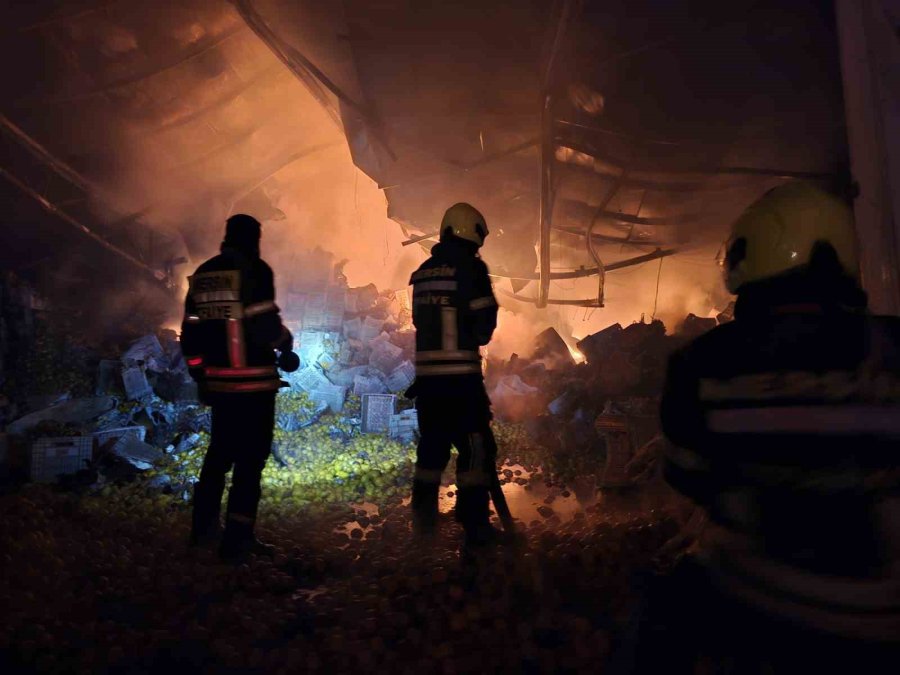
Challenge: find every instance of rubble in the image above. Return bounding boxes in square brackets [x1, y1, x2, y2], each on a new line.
[576, 323, 622, 364]
[276, 393, 328, 432]
[291, 366, 332, 394]
[121, 334, 164, 369]
[110, 435, 164, 470]
[327, 365, 367, 388]
[8, 396, 115, 434]
[308, 383, 347, 414]
[0, 269, 714, 674]
[342, 316, 362, 340]
[490, 375, 540, 422]
[389, 408, 419, 444]
[3, 275, 425, 488]
[548, 391, 574, 416]
[149, 370, 197, 402]
[29, 436, 93, 483]
[174, 432, 202, 454]
[359, 316, 385, 342]
[25, 392, 70, 412]
[93, 426, 147, 451]
[353, 372, 388, 396]
[531, 327, 575, 369]
[385, 360, 415, 393]
[716, 301, 736, 324]
[122, 366, 153, 400]
[369, 337, 404, 374]
[679, 313, 718, 338]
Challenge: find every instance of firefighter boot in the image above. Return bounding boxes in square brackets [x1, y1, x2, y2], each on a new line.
[219, 516, 275, 562]
[412, 479, 440, 537]
[456, 485, 503, 548]
[189, 480, 223, 548]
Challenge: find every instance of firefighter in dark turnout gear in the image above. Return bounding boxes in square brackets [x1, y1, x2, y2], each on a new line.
[407, 203, 502, 546]
[635, 182, 900, 672]
[180, 214, 296, 560]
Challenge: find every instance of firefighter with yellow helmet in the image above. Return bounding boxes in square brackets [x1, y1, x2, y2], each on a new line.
[634, 182, 900, 670]
[406, 203, 504, 547]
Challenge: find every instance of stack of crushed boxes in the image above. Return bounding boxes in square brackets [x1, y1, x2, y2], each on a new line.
[284, 274, 418, 439]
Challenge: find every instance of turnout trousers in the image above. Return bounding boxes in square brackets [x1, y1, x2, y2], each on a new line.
[412, 381, 497, 534]
[191, 391, 276, 545]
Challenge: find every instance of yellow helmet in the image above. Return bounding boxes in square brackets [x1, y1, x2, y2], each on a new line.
[723, 181, 859, 294]
[440, 202, 489, 247]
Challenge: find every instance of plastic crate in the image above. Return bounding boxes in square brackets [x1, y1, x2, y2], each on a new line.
[309, 384, 347, 414]
[30, 436, 92, 483]
[361, 394, 396, 433]
[389, 410, 419, 442]
[122, 366, 152, 400]
[92, 426, 146, 448]
[359, 316, 385, 342]
[386, 361, 415, 392]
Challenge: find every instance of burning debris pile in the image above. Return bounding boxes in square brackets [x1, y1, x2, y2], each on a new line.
[0, 275, 426, 508]
[484, 312, 727, 491]
[0, 272, 721, 674]
[0, 256, 727, 511]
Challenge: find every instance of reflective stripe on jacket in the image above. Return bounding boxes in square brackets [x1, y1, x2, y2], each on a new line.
[409, 240, 498, 379]
[180, 247, 292, 394]
[661, 297, 900, 641]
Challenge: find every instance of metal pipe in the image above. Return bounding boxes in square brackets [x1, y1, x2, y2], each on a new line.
[0, 165, 164, 283]
[401, 231, 440, 247]
[585, 169, 627, 306]
[552, 225, 662, 247]
[488, 247, 678, 282]
[497, 291, 602, 307]
[537, 0, 580, 309]
[0, 114, 101, 195]
[538, 92, 554, 308]
[556, 198, 692, 226]
[556, 130, 834, 180]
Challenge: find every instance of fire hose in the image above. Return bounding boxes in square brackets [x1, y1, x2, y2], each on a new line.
[489, 467, 516, 535]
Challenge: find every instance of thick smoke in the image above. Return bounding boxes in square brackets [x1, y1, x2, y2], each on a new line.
[51, 0, 729, 350]
[260, 146, 425, 298]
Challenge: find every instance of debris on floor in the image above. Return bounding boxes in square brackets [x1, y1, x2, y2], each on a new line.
[0, 275, 719, 673]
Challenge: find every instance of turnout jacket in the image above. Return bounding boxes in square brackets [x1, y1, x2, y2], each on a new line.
[180, 246, 292, 394]
[409, 240, 498, 387]
[661, 273, 900, 641]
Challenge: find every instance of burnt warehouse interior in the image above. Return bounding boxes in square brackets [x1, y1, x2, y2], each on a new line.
[1, 1, 899, 673]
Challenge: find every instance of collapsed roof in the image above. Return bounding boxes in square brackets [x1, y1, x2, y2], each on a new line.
[0, 0, 847, 321]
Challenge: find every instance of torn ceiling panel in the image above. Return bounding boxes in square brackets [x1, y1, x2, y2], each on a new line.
[252, 0, 846, 287]
[1, 0, 345, 264]
[0, 0, 848, 315]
